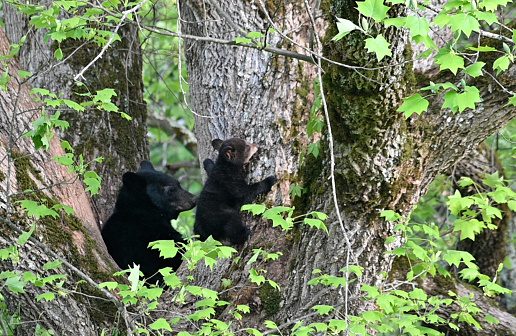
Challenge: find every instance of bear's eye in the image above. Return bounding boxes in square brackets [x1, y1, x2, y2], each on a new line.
[164, 186, 178, 195]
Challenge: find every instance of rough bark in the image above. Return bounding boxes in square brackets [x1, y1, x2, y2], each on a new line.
[3, 1, 149, 224]
[181, 0, 516, 333]
[0, 27, 123, 335]
[180, 0, 324, 327]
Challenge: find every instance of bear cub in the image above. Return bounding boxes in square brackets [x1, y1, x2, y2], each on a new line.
[101, 161, 196, 284]
[194, 138, 277, 244]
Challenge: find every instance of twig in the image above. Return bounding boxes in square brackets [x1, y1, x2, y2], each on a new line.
[206, 0, 247, 37]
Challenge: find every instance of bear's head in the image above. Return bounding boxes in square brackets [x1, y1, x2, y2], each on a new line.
[121, 161, 196, 219]
[212, 138, 259, 166]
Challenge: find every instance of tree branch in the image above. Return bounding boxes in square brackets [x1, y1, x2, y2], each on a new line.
[147, 114, 198, 155]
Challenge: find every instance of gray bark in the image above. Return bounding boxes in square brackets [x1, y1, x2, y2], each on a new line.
[0, 27, 122, 334]
[2, 0, 149, 224]
[181, 0, 516, 332]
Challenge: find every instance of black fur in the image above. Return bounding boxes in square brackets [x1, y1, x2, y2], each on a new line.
[101, 161, 196, 284]
[194, 138, 277, 244]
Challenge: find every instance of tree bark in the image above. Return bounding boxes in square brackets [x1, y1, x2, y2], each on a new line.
[181, 0, 516, 332]
[3, 1, 149, 224]
[0, 27, 125, 335]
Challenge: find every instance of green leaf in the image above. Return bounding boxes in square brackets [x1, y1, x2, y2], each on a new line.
[264, 320, 278, 329]
[404, 16, 430, 37]
[120, 112, 132, 120]
[241, 204, 266, 215]
[493, 56, 510, 74]
[247, 328, 264, 336]
[485, 314, 500, 324]
[249, 268, 266, 285]
[149, 240, 180, 259]
[18, 70, 32, 79]
[307, 142, 320, 158]
[454, 86, 481, 113]
[365, 34, 391, 61]
[17, 200, 59, 219]
[457, 176, 474, 187]
[329, 319, 348, 333]
[310, 211, 328, 220]
[463, 62, 485, 77]
[18, 224, 36, 245]
[484, 206, 502, 219]
[43, 260, 63, 271]
[22, 272, 36, 282]
[247, 31, 265, 38]
[447, 190, 474, 215]
[474, 11, 498, 25]
[443, 90, 458, 112]
[383, 17, 406, 28]
[409, 287, 427, 300]
[356, 0, 390, 22]
[380, 210, 402, 222]
[312, 305, 334, 315]
[53, 204, 75, 215]
[361, 310, 382, 322]
[54, 48, 63, 60]
[304, 218, 328, 234]
[310, 323, 328, 332]
[333, 18, 361, 41]
[478, 279, 513, 295]
[237, 304, 250, 313]
[62, 99, 85, 112]
[53, 155, 74, 166]
[435, 48, 464, 75]
[454, 218, 485, 240]
[450, 13, 479, 37]
[508, 200, 516, 211]
[84, 171, 102, 195]
[149, 318, 172, 331]
[469, 46, 497, 52]
[6, 275, 26, 293]
[397, 93, 429, 118]
[361, 283, 380, 298]
[36, 292, 56, 302]
[235, 37, 252, 44]
[480, 0, 510, 11]
[99, 281, 119, 290]
[289, 183, 304, 199]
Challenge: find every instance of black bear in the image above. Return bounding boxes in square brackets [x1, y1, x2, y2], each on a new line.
[194, 138, 277, 244]
[101, 161, 196, 284]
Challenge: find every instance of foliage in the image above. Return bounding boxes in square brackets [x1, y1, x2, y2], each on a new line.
[332, 0, 516, 118]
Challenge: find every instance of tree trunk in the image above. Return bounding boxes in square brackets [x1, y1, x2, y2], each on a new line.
[181, 0, 516, 331]
[0, 27, 126, 335]
[2, 1, 149, 224]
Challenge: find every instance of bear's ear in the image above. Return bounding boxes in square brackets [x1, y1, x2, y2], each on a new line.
[212, 139, 224, 151]
[140, 160, 155, 171]
[224, 146, 236, 161]
[122, 172, 145, 189]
